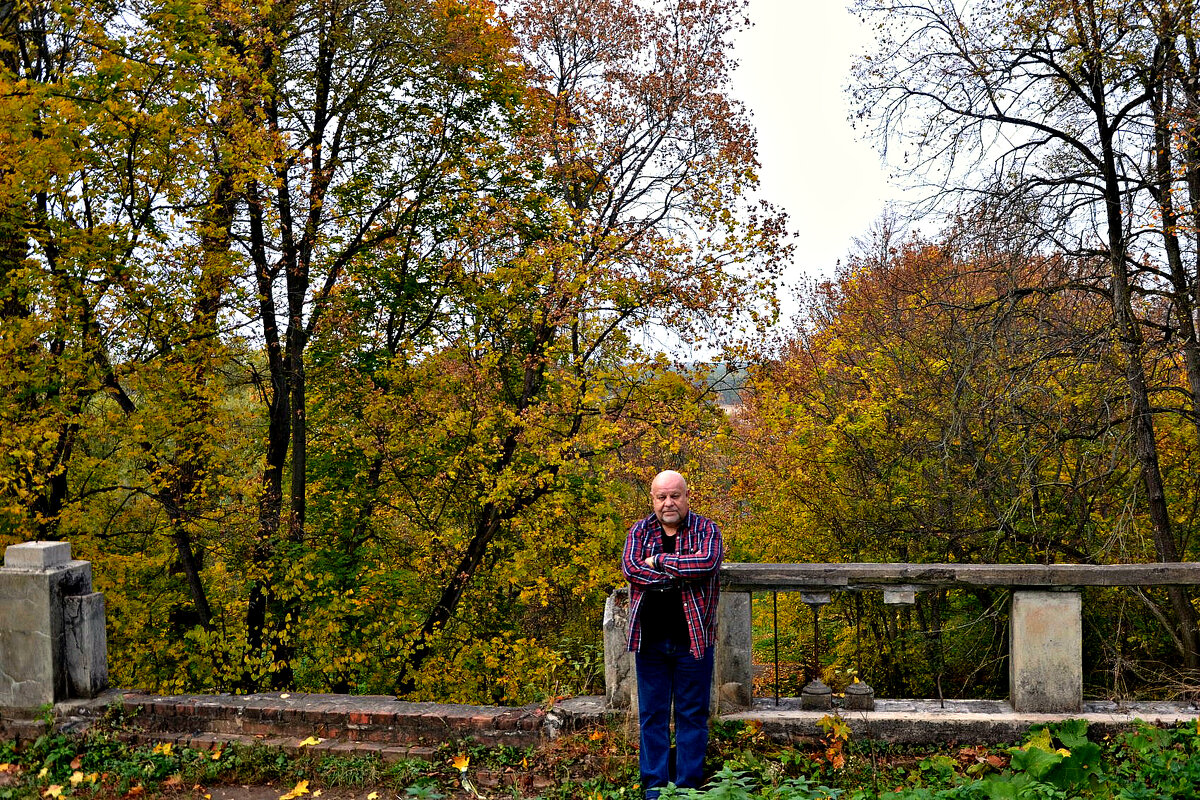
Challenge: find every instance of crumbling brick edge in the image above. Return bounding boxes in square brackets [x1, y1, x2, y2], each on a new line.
[0, 690, 627, 760]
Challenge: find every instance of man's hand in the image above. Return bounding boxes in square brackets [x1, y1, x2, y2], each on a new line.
[644, 555, 658, 569]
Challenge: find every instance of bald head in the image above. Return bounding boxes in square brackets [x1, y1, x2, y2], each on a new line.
[650, 470, 690, 534]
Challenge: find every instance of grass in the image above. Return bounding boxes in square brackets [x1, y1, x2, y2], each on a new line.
[0, 714, 1198, 799]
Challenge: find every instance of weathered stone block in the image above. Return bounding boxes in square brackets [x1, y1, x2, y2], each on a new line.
[0, 570, 61, 708]
[64, 593, 108, 698]
[1010, 590, 1082, 713]
[0, 544, 104, 709]
[883, 588, 917, 605]
[603, 588, 635, 709]
[4, 542, 72, 570]
[714, 591, 752, 711]
[0, 571, 54, 631]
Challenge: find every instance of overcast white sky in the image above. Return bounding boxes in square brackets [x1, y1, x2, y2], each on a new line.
[731, 1, 902, 301]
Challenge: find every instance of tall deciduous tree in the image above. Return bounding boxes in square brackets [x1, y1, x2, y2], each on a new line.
[852, 0, 1200, 669]
[305, 0, 787, 694]
[203, 0, 527, 687]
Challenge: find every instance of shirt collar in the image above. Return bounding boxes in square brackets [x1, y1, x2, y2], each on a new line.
[649, 510, 691, 536]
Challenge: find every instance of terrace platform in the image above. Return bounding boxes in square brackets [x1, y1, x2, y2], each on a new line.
[3, 691, 1196, 754]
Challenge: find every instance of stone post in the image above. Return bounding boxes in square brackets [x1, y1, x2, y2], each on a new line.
[714, 591, 753, 711]
[603, 588, 636, 708]
[1009, 590, 1081, 713]
[0, 542, 108, 709]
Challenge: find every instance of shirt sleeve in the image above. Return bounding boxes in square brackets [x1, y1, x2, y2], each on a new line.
[658, 516, 722, 577]
[621, 518, 674, 587]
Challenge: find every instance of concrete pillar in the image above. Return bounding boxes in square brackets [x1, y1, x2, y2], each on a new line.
[603, 588, 635, 708]
[64, 593, 108, 698]
[1009, 590, 1081, 713]
[0, 542, 108, 709]
[714, 591, 753, 711]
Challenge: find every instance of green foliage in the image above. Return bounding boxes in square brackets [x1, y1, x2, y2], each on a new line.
[2, 720, 1200, 799]
[659, 765, 843, 800]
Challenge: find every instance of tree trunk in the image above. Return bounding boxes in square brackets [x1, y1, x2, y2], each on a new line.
[1096, 76, 1200, 668]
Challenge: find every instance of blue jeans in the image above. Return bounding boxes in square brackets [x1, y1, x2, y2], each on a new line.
[635, 637, 714, 798]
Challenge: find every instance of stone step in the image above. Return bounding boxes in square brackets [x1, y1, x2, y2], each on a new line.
[119, 692, 549, 749]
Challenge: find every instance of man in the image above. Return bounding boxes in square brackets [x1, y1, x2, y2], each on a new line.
[621, 470, 723, 798]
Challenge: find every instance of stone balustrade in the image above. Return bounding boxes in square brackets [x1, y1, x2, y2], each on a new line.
[604, 562, 1200, 714]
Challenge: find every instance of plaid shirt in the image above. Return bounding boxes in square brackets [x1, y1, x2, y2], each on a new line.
[621, 510, 723, 659]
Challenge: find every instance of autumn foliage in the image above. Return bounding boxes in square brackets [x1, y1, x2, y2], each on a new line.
[723, 223, 1200, 696]
[0, 0, 784, 699]
[3, 0, 1200, 704]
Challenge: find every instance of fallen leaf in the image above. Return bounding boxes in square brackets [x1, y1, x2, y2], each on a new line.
[297, 736, 323, 747]
[452, 754, 470, 771]
[367, 793, 379, 799]
[43, 786, 63, 798]
[212, 750, 223, 760]
[588, 730, 604, 741]
[280, 693, 290, 699]
[279, 779, 310, 800]
[69, 772, 85, 786]
[152, 743, 174, 756]
[69, 757, 83, 771]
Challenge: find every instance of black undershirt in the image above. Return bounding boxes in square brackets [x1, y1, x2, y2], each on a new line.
[639, 530, 690, 646]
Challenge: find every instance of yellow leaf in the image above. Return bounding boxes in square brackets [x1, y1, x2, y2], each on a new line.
[279, 779, 310, 800]
[152, 742, 174, 756]
[43, 787, 63, 799]
[367, 793, 379, 800]
[38, 768, 48, 779]
[452, 754, 470, 771]
[69, 772, 85, 786]
[212, 750, 222, 760]
[297, 736, 323, 747]
[280, 693, 290, 699]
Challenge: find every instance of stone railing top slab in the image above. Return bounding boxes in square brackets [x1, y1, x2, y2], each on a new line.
[719, 562, 1200, 592]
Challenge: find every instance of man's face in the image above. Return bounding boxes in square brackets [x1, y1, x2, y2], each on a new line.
[651, 474, 690, 530]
